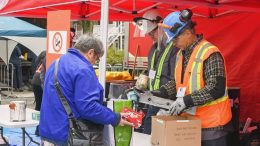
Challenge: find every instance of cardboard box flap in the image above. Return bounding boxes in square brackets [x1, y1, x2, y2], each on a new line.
[154, 115, 200, 121]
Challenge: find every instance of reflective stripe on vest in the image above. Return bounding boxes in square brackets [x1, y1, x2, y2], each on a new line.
[190, 43, 228, 107]
[174, 40, 232, 128]
[190, 43, 213, 92]
[174, 51, 182, 81]
[149, 42, 173, 90]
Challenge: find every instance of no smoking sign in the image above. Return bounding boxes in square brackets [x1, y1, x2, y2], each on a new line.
[48, 31, 67, 54]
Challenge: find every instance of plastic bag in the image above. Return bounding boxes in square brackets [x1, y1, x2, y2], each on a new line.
[103, 100, 133, 146]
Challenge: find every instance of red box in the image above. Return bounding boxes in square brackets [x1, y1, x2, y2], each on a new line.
[122, 108, 145, 128]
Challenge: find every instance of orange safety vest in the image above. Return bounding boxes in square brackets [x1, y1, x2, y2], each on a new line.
[174, 40, 232, 128]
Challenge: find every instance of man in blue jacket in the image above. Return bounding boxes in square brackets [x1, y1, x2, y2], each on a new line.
[40, 34, 132, 145]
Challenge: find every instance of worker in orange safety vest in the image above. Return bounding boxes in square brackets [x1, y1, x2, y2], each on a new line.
[151, 9, 233, 146]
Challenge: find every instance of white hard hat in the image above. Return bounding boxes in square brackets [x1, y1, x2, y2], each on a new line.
[133, 9, 162, 35]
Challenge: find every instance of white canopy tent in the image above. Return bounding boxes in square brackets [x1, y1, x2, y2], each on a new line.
[0, 16, 46, 65]
[0, 37, 46, 65]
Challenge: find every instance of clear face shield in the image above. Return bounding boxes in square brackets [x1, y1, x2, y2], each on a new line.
[133, 17, 166, 51]
[156, 26, 167, 51]
[133, 17, 158, 38]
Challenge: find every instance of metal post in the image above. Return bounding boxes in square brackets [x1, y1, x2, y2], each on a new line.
[10, 63, 14, 94]
[3, 65, 6, 84]
[24, 128, 40, 145]
[99, 0, 109, 98]
[6, 40, 9, 93]
[123, 22, 129, 71]
[0, 127, 8, 144]
[7, 63, 17, 98]
[1, 64, 3, 82]
[22, 128, 25, 146]
[0, 64, 2, 82]
[120, 22, 123, 50]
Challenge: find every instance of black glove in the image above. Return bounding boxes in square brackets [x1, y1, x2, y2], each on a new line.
[133, 87, 145, 93]
[122, 87, 143, 100]
[151, 87, 169, 98]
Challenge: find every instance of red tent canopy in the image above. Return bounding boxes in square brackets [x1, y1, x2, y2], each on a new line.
[146, 0, 260, 123]
[0, 0, 173, 20]
[1, 0, 260, 20]
[0, 0, 260, 122]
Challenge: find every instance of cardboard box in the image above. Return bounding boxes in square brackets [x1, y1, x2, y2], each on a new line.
[151, 115, 201, 146]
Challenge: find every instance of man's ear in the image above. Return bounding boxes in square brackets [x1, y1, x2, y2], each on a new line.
[87, 49, 95, 55]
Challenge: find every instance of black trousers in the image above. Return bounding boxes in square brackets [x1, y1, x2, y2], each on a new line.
[32, 84, 43, 111]
[202, 135, 227, 146]
[11, 64, 23, 89]
[143, 105, 160, 134]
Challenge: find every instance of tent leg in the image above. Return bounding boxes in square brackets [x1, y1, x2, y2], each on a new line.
[99, 0, 109, 97]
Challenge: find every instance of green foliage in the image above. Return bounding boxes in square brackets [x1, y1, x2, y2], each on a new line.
[107, 47, 124, 65]
[79, 20, 98, 33]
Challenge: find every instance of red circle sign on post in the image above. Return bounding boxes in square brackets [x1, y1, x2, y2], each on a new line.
[52, 32, 63, 53]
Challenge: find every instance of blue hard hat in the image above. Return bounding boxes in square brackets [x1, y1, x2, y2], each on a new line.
[163, 11, 188, 44]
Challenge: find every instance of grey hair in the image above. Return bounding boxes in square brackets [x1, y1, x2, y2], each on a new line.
[73, 34, 104, 57]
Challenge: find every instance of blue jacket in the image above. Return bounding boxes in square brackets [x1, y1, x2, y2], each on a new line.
[39, 48, 119, 143]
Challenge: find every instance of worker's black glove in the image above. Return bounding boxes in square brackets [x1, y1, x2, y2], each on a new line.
[121, 87, 144, 101]
[133, 86, 145, 93]
[151, 87, 169, 99]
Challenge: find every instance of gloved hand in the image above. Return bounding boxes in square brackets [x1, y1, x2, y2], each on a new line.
[122, 86, 146, 101]
[151, 87, 168, 98]
[157, 109, 170, 116]
[135, 74, 148, 90]
[133, 86, 145, 93]
[121, 88, 139, 101]
[169, 97, 186, 115]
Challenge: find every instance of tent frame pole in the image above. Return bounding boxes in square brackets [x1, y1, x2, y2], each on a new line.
[99, 0, 109, 98]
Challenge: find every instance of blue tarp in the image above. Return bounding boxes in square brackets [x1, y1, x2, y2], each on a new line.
[0, 17, 46, 37]
[3, 127, 40, 146]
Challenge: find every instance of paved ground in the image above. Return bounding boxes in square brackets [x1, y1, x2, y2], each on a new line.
[1, 90, 36, 109]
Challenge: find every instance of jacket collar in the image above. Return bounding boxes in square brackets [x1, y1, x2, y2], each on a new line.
[67, 48, 91, 66]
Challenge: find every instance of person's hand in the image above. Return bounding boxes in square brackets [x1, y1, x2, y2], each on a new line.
[135, 74, 148, 90]
[36, 64, 42, 74]
[119, 113, 134, 127]
[126, 90, 139, 102]
[19, 55, 24, 60]
[151, 87, 168, 98]
[169, 97, 186, 115]
[133, 86, 145, 93]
